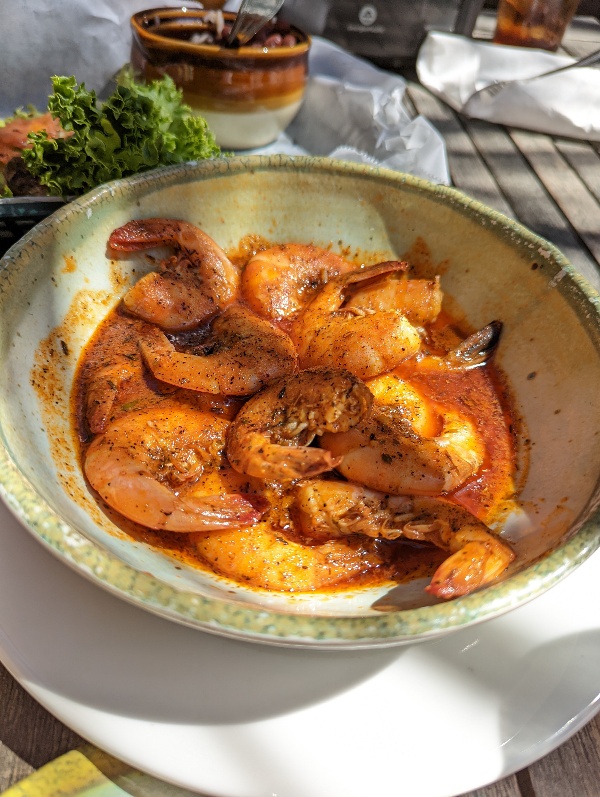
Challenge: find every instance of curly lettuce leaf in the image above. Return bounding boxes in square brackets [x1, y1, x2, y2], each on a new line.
[22, 75, 221, 196]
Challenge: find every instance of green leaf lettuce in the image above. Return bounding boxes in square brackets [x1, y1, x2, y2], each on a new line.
[22, 74, 222, 196]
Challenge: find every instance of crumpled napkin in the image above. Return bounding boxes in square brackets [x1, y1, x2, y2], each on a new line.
[416, 31, 600, 141]
[255, 36, 450, 185]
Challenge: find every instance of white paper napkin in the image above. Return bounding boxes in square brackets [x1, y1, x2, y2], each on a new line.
[416, 31, 600, 141]
[278, 37, 450, 185]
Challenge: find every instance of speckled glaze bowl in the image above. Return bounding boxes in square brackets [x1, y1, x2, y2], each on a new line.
[1, 156, 599, 649]
[130, 7, 310, 149]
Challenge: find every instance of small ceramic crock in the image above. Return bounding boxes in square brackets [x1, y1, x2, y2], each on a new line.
[130, 7, 311, 149]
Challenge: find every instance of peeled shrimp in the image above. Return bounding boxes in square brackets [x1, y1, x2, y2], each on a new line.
[84, 406, 266, 532]
[108, 218, 240, 331]
[138, 305, 297, 395]
[320, 373, 485, 495]
[241, 243, 357, 321]
[293, 480, 515, 599]
[345, 273, 443, 326]
[290, 262, 422, 380]
[226, 368, 373, 482]
[195, 524, 387, 592]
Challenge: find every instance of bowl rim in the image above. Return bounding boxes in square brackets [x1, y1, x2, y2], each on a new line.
[1, 154, 600, 649]
[130, 6, 311, 59]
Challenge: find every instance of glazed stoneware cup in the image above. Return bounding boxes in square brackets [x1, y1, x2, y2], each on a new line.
[130, 7, 311, 149]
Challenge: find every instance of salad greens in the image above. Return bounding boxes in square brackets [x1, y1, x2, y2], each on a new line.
[21, 72, 222, 197]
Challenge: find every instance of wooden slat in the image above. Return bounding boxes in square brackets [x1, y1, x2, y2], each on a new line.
[0, 746, 32, 794]
[509, 129, 600, 284]
[406, 83, 516, 217]
[526, 712, 600, 797]
[405, 90, 599, 283]
[463, 120, 599, 283]
[460, 772, 523, 797]
[0, 663, 83, 791]
[555, 138, 600, 203]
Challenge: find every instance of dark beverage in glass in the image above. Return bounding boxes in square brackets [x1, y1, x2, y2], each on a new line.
[493, 0, 579, 50]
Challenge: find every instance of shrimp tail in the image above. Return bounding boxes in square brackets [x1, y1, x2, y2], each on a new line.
[343, 260, 409, 286]
[108, 218, 175, 251]
[425, 527, 515, 599]
[445, 321, 503, 369]
[180, 492, 270, 532]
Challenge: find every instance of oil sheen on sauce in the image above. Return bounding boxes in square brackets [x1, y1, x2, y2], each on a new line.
[73, 249, 518, 595]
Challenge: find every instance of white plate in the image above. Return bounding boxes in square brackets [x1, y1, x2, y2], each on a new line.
[1, 498, 599, 797]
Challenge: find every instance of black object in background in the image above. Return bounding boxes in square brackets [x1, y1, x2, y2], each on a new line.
[280, 0, 485, 68]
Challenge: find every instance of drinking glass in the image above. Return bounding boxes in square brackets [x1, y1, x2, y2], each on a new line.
[493, 0, 580, 50]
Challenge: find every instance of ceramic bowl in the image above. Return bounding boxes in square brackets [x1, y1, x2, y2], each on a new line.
[130, 7, 311, 149]
[1, 155, 599, 649]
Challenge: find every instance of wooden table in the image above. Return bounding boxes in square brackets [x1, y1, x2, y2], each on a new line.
[403, 13, 600, 797]
[1, 12, 599, 797]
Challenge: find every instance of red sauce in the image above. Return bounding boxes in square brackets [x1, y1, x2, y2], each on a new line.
[73, 249, 518, 595]
[397, 357, 516, 522]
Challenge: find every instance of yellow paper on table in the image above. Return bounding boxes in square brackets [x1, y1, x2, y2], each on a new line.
[1, 746, 198, 797]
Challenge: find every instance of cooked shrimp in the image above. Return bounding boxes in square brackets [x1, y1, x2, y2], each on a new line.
[226, 368, 373, 481]
[293, 480, 514, 598]
[241, 243, 357, 321]
[84, 406, 267, 532]
[290, 262, 422, 380]
[345, 273, 443, 326]
[293, 479, 414, 542]
[320, 372, 485, 495]
[415, 321, 504, 371]
[85, 355, 141, 434]
[425, 524, 515, 599]
[138, 305, 297, 395]
[444, 321, 503, 368]
[108, 218, 240, 331]
[195, 524, 387, 592]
